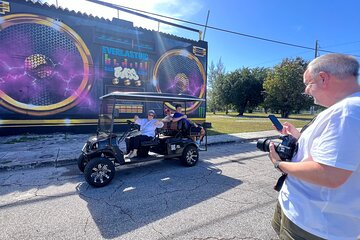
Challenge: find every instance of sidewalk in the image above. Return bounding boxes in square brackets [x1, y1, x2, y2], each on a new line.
[0, 130, 280, 171]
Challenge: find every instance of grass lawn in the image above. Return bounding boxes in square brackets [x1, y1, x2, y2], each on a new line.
[205, 112, 315, 135]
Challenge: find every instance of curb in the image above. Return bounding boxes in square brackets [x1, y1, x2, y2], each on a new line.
[0, 134, 280, 172]
[0, 158, 78, 172]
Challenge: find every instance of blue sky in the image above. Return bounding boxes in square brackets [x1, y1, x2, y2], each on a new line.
[41, 0, 360, 73]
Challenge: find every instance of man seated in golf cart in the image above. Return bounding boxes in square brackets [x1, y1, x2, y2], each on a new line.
[172, 104, 205, 145]
[126, 110, 164, 158]
[161, 108, 173, 123]
[161, 108, 179, 136]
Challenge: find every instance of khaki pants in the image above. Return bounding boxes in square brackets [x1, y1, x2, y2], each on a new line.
[272, 202, 325, 240]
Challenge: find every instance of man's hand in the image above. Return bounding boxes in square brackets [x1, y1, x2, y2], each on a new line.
[134, 115, 139, 121]
[280, 122, 301, 139]
[269, 142, 281, 165]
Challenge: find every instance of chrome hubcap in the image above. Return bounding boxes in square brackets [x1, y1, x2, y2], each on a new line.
[91, 163, 112, 183]
[186, 149, 198, 164]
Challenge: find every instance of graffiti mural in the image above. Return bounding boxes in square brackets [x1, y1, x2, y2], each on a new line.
[0, 14, 94, 116]
[153, 49, 206, 114]
[102, 46, 150, 89]
[0, 0, 208, 134]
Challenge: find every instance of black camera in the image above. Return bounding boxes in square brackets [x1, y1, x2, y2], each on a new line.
[257, 135, 298, 191]
[256, 135, 298, 161]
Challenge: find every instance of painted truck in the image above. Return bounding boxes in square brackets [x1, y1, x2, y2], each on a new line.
[0, 0, 207, 135]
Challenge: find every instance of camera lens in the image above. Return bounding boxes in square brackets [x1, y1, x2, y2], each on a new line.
[257, 138, 270, 152]
[256, 138, 280, 152]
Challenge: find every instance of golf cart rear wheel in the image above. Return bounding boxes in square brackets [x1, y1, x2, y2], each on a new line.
[181, 145, 199, 166]
[77, 154, 88, 172]
[84, 157, 115, 187]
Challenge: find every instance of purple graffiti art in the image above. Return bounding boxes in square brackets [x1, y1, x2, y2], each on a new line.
[0, 21, 94, 115]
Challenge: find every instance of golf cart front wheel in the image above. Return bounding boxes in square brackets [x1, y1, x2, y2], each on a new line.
[181, 145, 199, 166]
[84, 157, 115, 187]
[77, 154, 88, 172]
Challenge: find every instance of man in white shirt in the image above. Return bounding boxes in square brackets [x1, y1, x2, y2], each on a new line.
[268, 53, 360, 239]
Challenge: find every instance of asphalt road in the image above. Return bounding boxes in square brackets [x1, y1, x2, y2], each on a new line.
[0, 142, 280, 240]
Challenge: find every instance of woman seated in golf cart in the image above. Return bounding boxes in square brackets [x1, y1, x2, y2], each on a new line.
[126, 110, 164, 158]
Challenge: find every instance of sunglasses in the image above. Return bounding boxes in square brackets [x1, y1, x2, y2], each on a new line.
[148, 114, 154, 117]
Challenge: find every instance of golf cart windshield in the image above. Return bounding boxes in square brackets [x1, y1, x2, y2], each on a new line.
[98, 98, 115, 134]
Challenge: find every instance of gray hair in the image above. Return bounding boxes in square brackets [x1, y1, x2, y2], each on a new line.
[307, 53, 359, 79]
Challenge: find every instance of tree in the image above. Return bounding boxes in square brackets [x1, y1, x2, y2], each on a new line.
[225, 67, 268, 116]
[207, 58, 226, 113]
[247, 67, 269, 112]
[263, 57, 312, 118]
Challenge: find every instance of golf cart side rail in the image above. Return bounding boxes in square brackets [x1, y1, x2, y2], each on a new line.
[100, 92, 206, 102]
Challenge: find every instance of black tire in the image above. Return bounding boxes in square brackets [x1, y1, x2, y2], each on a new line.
[181, 145, 199, 166]
[77, 154, 88, 172]
[84, 157, 115, 187]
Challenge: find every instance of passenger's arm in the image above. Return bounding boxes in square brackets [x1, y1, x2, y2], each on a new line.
[172, 114, 187, 122]
[155, 120, 164, 128]
[161, 116, 172, 123]
[134, 115, 143, 126]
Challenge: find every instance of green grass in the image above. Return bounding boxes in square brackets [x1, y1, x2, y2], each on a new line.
[205, 112, 314, 136]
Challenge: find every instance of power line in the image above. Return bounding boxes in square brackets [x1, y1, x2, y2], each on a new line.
[321, 40, 360, 49]
[88, 0, 360, 57]
[93, 1, 314, 50]
[86, 0, 200, 33]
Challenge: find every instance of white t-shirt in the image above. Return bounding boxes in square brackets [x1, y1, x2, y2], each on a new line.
[279, 92, 360, 240]
[135, 118, 164, 137]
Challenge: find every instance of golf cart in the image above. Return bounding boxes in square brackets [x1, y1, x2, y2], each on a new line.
[78, 92, 210, 187]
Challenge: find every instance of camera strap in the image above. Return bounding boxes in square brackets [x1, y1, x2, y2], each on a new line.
[300, 116, 317, 133]
[274, 173, 288, 192]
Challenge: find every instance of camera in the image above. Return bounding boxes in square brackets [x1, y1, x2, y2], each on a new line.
[256, 135, 298, 161]
[257, 135, 298, 191]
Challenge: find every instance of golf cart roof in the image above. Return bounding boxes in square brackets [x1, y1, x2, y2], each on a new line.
[100, 92, 206, 102]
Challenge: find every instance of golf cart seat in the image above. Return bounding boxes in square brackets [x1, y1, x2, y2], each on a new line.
[161, 121, 178, 136]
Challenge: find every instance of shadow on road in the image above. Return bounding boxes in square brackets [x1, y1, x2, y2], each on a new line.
[76, 158, 242, 239]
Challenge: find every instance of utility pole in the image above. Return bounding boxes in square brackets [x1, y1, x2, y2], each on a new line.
[314, 40, 318, 58]
[203, 10, 210, 41]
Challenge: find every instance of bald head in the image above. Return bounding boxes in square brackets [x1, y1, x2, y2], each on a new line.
[303, 54, 360, 107]
[307, 53, 359, 80]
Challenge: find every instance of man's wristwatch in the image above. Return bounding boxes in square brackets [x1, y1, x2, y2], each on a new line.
[274, 160, 284, 173]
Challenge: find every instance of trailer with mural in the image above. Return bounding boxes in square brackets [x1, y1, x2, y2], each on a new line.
[0, 0, 208, 135]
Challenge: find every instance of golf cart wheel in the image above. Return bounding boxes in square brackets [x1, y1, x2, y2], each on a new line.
[181, 145, 199, 167]
[84, 157, 115, 187]
[77, 154, 88, 172]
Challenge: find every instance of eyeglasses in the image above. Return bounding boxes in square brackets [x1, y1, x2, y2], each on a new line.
[304, 73, 324, 88]
[148, 114, 154, 117]
[304, 81, 318, 88]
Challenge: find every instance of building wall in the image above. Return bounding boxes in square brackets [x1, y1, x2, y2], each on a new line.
[0, 0, 208, 135]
